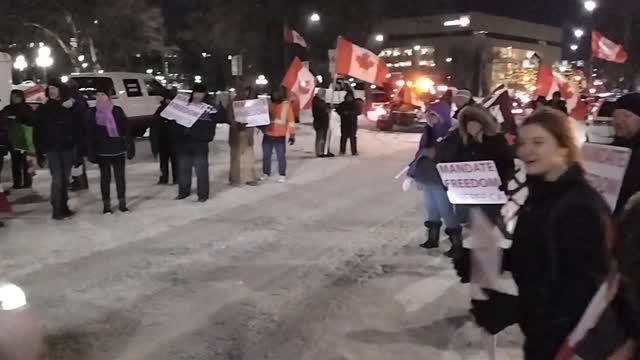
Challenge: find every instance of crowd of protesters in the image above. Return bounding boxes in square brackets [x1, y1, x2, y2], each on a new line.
[403, 88, 640, 359]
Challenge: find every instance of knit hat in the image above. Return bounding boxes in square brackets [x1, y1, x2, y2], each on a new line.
[192, 84, 208, 94]
[95, 83, 114, 96]
[453, 89, 472, 106]
[615, 93, 640, 118]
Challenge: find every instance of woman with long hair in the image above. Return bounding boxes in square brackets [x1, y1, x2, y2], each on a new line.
[457, 109, 617, 359]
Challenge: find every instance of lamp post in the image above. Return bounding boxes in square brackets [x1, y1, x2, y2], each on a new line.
[35, 46, 53, 83]
[309, 13, 320, 23]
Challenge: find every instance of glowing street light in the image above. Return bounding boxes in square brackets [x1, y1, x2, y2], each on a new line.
[375, 34, 384, 42]
[36, 46, 54, 82]
[146, 69, 153, 74]
[570, 44, 579, 51]
[584, 0, 597, 12]
[255, 75, 268, 85]
[445, 57, 453, 63]
[81, 62, 89, 69]
[61, 75, 69, 83]
[573, 28, 584, 38]
[13, 55, 28, 71]
[310, 13, 320, 22]
[194, 75, 202, 83]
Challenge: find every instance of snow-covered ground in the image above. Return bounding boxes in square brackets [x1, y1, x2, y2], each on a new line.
[0, 122, 526, 359]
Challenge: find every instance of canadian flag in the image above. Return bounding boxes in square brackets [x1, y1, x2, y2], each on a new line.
[282, 57, 316, 110]
[535, 64, 579, 111]
[335, 36, 387, 86]
[284, 25, 307, 48]
[592, 31, 628, 64]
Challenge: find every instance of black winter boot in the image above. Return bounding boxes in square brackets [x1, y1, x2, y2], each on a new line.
[118, 198, 129, 213]
[445, 227, 464, 258]
[420, 221, 442, 249]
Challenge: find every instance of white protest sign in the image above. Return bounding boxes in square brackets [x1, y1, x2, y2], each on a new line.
[582, 143, 632, 210]
[232, 98, 270, 127]
[437, 160, 507, 204]
[160, 93, 208, 128]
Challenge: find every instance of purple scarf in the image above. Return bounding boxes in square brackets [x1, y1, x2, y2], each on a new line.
[95, 101, 119, 137]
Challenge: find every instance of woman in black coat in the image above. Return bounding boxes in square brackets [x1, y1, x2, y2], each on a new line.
[458, 109, 616, 359]
[87, 87, 135, 214]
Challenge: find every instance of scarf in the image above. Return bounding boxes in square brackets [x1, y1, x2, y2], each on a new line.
[95, 101, 119, 138]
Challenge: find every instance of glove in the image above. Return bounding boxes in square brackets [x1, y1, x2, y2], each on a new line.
[37, 155, 46, 168]
[288, 137, 295, 146]
[470, 289, 518, 335]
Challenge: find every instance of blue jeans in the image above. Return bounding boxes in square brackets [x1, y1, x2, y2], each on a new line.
[423, 184, 459, 229]
[262, 135, 287, 176]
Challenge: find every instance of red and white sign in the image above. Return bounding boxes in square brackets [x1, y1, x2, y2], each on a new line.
[284, 25, 307, 48]
[592, 31, 628, 64]
[535, 64, 579, 111]
[282, 57, 316, 110]
[335, 36, 387, 86]
[582, 143, 632, 211]
[436, 161, 507, 204]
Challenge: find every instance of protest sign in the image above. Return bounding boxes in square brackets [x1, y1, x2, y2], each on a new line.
[160, 93, 208, 128]
[232, 98, 270, 127]
[437, 160, 507, 204]
[582, 143, 631, 210]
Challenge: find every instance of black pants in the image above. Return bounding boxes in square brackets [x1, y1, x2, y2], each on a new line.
[315, 128, 328, 156]
[177, 142, 209, 200]
[11, 150, 32, 188]
[340, 119, 358, 155]
[47, 150, 74, 215]
[159, 147, 178, 183]
[97, 154, 126, 204]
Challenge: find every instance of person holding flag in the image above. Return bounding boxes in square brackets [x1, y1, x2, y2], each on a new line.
[454, 109, 620, 359]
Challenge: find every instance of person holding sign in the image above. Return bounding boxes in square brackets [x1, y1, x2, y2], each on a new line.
[261, 88, 295, 183]
[455, 110, 619, 359]
[87, 86, 135, 214]
[227, 86, 258, 186]
[611, 93, 640, 216]
[172, 84, 218, 202]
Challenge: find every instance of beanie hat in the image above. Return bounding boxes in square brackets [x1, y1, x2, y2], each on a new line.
[453, 89, 472, 104]
[95, 83, 114, 96]
[615, 93, 640, 118]
[192, 84, 208, 94]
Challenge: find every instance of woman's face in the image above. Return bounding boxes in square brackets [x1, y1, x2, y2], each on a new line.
[517, 123, 569, 177]
[95, 92, 110, 104]
[192, 92, 205, 103]
[466, 120, 483, 138]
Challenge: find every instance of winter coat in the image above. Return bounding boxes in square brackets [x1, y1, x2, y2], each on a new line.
[505, 165, 613, 359]
[2, 102, 35, 128]
[150, 101, 174, 157]
[34, 98, 84, 156]
[172, 103, 219, 145]
[613, 134, 640, 216]
[87, 105, 134, 159]
[2, 102, 36, 153]
[312, 96, 330, 131]
[336, 100, 360, 124]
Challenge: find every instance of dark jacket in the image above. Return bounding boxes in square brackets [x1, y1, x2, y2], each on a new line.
[616, 193, 640, 347]
[34, 98, 84, 156]
[0, 110, 9, 156]
[613, 134, 640, 216]
[312, 96, 330, 131]
[2, 102, 35, 128]
[150, 100, 174, 157]
[408, 124, 441, 185]
[172, 106, 219, 145]
[506, 166, 612, 358]
[336, 99, 360, 124]
[87, 105, 134, 159]
[436, 130, 515, 186]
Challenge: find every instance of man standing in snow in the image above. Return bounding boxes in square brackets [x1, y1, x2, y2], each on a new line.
[261, 88, 295, 183]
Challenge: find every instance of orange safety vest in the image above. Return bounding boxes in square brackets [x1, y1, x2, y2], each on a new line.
[266, 101, 296, 137]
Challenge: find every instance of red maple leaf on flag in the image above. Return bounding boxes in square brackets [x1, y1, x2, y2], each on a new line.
[356, 53, 375, 70]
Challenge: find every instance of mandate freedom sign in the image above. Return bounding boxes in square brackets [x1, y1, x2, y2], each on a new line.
[232, 98, 270, 127]
[582, 143, 632, 210]
[160, 93, 208, 128]
[437, 160, 507, 204]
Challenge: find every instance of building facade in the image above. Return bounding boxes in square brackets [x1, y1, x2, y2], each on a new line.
[375, 12, 563, 95]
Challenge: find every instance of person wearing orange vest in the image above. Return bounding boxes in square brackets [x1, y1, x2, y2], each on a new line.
[261, 88, 295, 183]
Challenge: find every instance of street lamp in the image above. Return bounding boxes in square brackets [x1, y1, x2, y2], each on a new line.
[13, 55, 27, 72]
[256, 75, 268, 86]
[78, 55, 85, 62]
[573, 28, 584, 38]
[570, 44, 579, 51]
[36, 46, 54, 82]
[584, 0, 597, 12]
[445, 57, 453, 63]
[146, 69, 153, 74]
[375, 34, 384, 42]
[309, 13, 320, 22]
